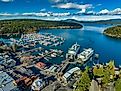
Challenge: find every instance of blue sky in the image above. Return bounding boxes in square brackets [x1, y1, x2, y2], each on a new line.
[0, 0, 121, 21]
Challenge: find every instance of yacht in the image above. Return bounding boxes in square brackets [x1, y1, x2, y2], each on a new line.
[66, 43, 80, 60]
[77, 48, 94, 63]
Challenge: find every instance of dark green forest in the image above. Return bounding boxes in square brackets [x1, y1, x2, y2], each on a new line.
[104, 25, 121, 38]
[0, 19, 82, 34]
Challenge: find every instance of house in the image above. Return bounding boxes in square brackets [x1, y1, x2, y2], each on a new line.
[46, 65, 58, 73]
[62, 67, 80, 84]
[15, 76, 37, 87]
[35, 62, 46, 69]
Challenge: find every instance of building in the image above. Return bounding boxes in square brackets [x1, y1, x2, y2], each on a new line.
[31, 76, 55, 91]
[62, 67, 80, 84]
[35, 62, 46, 69]
[15, 76, 37, 88]
[4, 59, 16, 68]
[31, 78, 44, 91]
[0, 71, 18, 91]
[46, 65, 58, 73]
[31, 77, 49, 91]
[0, 54, 16, 68]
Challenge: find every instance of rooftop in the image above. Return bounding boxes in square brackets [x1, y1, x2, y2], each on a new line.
[0, 71, 17, 91]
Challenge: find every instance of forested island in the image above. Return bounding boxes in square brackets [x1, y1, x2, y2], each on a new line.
[103, 25, 121, 39]
[0, 19, 82, 35]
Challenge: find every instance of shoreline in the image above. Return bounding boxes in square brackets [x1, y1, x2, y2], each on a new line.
[103, 32, 121, 39]
[0, 19, 83, 36]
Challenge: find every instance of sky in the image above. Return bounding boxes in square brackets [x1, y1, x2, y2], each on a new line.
[0, 0, 121, 21]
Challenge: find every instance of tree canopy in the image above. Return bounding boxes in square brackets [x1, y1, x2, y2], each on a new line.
[0, 19, 82, 34]
[104, 25, 121, 39]
[75, 71, 91, 91]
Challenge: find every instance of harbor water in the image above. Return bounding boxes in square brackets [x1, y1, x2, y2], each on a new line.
[39, 23, 121, 66]
[1, 23, 121, 66]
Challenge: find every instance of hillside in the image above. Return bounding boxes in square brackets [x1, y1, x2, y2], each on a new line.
[64, 19, 121, 25]
[81, 19, 121, 24]
[0, 19, 83, 34]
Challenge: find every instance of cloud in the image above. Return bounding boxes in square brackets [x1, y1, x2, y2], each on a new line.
[0, 11, 70, 17]
[87, 11, 96, 14]
[0, 13, 12, 16]
[97, 4, 102, 6]
[22, 12, 51, 17]
[0, 0, 13, 2]
[1, 7, 121, 21]
[40, 8, 46, 12]
[51, 0, 61, 3]
[50, 0, 67, 3]
[51, 12, 70, 16]
[21, 11, 71, 17]
[97, 8, 121, 15]
[1, 14, 121, 21]
[110, 8, 121, 14]
[98, 9, 109, 14]
[52, 3, 92, 13]
[70, 15, 121, 21]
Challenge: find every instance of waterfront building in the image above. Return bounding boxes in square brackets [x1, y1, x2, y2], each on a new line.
[62, 67, 80, 84]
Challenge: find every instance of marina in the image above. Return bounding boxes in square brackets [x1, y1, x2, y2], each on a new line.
[0, 31, 96, 91]
[1, 0, 121, 90]
[0, 23, 121, 91]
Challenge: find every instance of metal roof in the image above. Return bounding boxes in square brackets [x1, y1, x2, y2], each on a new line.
[63, 67, 80, 80]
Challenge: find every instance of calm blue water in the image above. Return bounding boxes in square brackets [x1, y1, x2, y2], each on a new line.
[39, 23, 121, 66]
[1, 23, 121, 66]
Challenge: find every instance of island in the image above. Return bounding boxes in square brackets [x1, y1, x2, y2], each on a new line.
[0, 19, 82, 35]
[103, 25, 121, 39]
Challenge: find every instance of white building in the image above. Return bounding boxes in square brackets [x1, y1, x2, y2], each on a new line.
[31, 78, 46, 91]
[63, 67, 80, 83]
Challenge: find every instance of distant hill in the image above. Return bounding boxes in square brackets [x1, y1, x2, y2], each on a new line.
[0, 19, 83, 35]
[63, 19, 121, 39]
[63, 19, 121, 24]
[62, 19, 79, 23]
[80, 19, 121, 24]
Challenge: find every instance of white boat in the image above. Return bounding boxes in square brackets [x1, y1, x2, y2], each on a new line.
[77, 48, 94, 63]
[66, 43, 80, 59]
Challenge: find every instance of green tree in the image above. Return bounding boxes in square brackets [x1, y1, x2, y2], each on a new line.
[115, 78, 121, 91]
[107, 61, 115, 76]
[75, 71, 91, 91]
[93, 66, 104, 77]
[102, 68, 110, 87]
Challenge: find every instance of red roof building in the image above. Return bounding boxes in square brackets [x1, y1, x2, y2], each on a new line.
[35, 62, 46, 69]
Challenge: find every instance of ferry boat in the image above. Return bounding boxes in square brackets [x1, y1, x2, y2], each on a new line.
[77, 48, 94, 63]
[66, 43, 80, 60]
